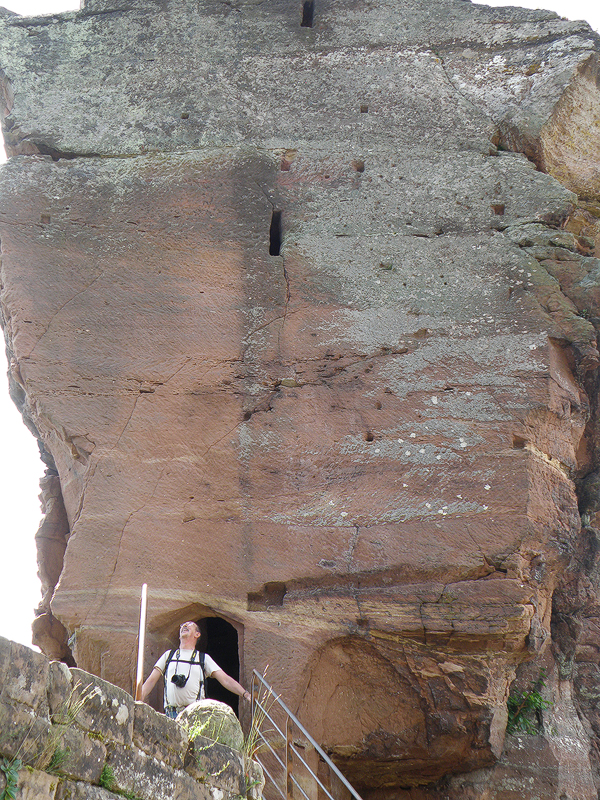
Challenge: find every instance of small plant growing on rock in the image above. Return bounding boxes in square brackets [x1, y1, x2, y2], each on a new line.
[0, 680, 93, 798]
[243, 671, 277, 800]
[99, 764, 117, 791]
[506, 672, 552, 735]
[0, 757, 21, 800]
[244, 673, 276, 763]
[36, 681, 94, 772]
[99, 765, 142, 800]
[46, 746, 69, 775]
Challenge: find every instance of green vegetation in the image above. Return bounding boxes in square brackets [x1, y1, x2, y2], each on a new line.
[0, 757, 21, 800]
[506, 673, 552, 735]
[180, 714, 232, 779]
[243, 675, 276, 764]
[99, 764, 116, 791]
[46, 746, 69, 775]
[99, 764, 142, 800]
[0, 680, 93, 799]
[36, 681, 94, 773]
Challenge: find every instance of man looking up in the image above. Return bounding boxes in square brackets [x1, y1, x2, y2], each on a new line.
[141, 620, 251, 718]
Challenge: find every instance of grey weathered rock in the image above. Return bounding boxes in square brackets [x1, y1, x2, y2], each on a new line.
[179, 699, 244, 752]
[56, 781, 121, 800]
[133, 701, 188, 770]
[0, 643, 243, 800]
[15, 767, 59, 800]
[68, 669, 134, 747]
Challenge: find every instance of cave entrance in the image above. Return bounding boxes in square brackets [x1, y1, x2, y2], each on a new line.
[197, 616, 240, 715]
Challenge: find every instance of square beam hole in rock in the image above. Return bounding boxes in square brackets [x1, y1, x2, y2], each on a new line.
[301, 0, 314, 27]
[247, 582, 287, 611]
[270, 210, 282, 256]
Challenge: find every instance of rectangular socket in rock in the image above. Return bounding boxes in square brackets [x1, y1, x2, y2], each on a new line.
[0, 697, 52, 765]
[57, 780, 122, 800]
[46, 724, 107, 783]
[133, 701, 188, 769]
[0, 635, 50, 715]
[184, 733, 245, 797]
[69, 669, 134, 745]
[15, 766, 58, 799]
[106, 742, 180, 800]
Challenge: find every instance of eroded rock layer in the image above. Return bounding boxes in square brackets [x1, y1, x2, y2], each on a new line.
[1, 0, 600, 796]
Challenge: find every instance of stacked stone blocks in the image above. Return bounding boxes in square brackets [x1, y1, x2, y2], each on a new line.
[0, 636, 246, 800]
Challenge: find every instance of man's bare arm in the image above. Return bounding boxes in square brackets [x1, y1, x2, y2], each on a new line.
[141, 667, 162, 701]
[211, 669, 251, 701]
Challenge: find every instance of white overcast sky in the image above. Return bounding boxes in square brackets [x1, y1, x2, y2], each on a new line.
[0, 0, 598, 652]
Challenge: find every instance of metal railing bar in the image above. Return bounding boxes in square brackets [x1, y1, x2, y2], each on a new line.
[254, 702, 287, 740]
[257, 729, 285, 758]
[288, 743, 336, 799]
[253, 670, 364, 800]
[288, 769, 321, 800]
[257, 738, 287, 772]
[256, 759, 286, 799]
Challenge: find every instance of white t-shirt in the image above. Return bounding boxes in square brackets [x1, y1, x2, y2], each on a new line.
[154, 648, 220, 708]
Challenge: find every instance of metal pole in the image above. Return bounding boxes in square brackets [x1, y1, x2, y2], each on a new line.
[286, 717, 293, 800]
[134, 583, 148, 701]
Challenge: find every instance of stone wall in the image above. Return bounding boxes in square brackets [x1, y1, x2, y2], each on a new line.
[0, 636, 247, 800]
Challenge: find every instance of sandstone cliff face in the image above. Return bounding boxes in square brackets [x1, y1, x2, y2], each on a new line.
[0, 0, 599, 797]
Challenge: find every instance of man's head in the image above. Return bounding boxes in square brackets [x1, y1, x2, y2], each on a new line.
[179, 621, 201, 648]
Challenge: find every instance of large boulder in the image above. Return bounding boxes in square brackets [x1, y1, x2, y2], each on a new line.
[178, 700, 244, 752]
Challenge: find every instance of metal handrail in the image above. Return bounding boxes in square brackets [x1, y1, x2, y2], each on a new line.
[251, 670, 363, 800]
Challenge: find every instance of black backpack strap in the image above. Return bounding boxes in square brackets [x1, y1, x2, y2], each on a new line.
[196, 652, 206, 701]
[164, 647, 178, 674]
[163, 648, 178, 709]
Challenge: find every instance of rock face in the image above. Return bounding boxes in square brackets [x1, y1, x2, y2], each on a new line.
[0, 0, 599, 797]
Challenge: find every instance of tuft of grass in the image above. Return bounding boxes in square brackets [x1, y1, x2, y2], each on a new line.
[99, 764, 116, 791]
[36, 681, 95, 772]
[98, 764, 142, 800]
[243, 669, 277, 800]
[47, 746, 69, 775]
[0, 679, 94, 798]
[244, 673, 277, 763]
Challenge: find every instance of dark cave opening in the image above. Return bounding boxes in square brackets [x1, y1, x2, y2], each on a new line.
[197, 616, 240, 715]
